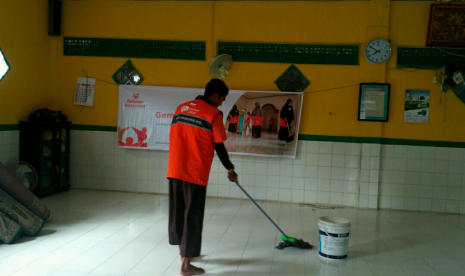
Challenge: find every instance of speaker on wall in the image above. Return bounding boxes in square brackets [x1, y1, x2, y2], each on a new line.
[48, 0, 61, 36]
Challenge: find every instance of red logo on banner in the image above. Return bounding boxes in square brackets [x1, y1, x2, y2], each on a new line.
[117, 126, 148, 147]
[125, 94, 145, 108]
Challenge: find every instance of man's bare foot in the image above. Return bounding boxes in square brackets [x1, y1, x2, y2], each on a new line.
[179, 264, 205, 275]
[180, 258, 205, 275]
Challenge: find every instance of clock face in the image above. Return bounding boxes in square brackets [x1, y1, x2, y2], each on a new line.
[364, 38, 391, 65]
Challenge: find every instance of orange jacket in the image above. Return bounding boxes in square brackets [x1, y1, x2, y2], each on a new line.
[167, 99, 224, 186]
[228, 114, 239, 124]
[252, 116, 263, 126]
[280, 118, 289, 127]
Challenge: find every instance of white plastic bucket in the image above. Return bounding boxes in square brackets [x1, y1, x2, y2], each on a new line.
[318, 216, 351, 261]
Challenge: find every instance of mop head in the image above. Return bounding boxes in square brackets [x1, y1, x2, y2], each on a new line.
[275, 235, 313, 250]
[286, 133, 294, 143]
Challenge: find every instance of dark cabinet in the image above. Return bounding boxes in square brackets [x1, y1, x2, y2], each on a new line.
[19, 121, 71, 198]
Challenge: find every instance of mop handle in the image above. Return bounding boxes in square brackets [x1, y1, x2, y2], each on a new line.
[234, 180, 288, 237]
[285, 118, 291, 133]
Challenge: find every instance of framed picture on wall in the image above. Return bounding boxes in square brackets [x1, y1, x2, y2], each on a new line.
[427, 4, 465, 47]
[358, 83, 390, 122]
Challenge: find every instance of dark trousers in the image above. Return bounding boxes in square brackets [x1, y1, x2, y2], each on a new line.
[168, 178, 207, 258]
[253, 126, 261, 138]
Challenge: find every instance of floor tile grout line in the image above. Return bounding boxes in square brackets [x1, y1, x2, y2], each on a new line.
[91, 195, 171, 275]
[2, 190, 465, 276]
[236, 199, 262, 275]
[91, 213, 170, 276]
[203, 197, 251, 274]
[43, 193, 169, 276]
[1, 192, 152, 276]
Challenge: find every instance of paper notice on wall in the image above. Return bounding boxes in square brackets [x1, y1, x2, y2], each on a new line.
[74, 77, 96, 106]
[404, 90, 429, 123]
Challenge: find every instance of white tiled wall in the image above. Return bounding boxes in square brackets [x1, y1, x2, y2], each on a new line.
[69, 130, 465, 214]
[379, 145, 465, 214]
[70, 131, 361, 208]
[3, 129, 464, 214]
[359, 143, 381, 209]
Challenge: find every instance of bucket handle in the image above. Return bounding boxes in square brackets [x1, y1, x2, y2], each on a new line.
[321, 226, 350, 244]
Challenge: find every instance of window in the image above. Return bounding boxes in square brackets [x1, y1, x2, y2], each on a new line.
[0, 48, 10, 81]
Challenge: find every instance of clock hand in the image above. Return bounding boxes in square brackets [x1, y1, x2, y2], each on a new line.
[369, 46, 381, 54]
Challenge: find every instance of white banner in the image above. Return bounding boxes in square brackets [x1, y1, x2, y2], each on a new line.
[118, 85, 303, 158]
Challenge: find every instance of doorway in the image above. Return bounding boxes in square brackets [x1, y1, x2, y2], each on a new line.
[261, 104, 278, 133]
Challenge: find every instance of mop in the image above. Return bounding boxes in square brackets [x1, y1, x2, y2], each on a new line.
[285, 118, 294, 143]
[235, 122, 242, 134]
[234, 180, 312, 250]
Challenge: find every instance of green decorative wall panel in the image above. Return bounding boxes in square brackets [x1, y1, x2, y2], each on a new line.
[218, 42, 359, 65]
[112, 60, 144, 85]
[397, 47, 465, 69]
[274, 65, 310, 92]
[64, 37, 205, 60]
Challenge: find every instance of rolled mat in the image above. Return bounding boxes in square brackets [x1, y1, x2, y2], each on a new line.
[0, 188, 44, 236]
[0, 211, 23, 244]
[0, 162, 50, 220]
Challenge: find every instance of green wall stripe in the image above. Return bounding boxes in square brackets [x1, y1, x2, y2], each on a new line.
[120, 0, 435, 1]
[127, 0, 438, 1]
[299, 134, 465, 148]
[3, 125, 465, 148]
[379, 138, 465, 148]
[298, 134, 362, 143]
[70, 125, 117, 132]
[213, 0, 370, 1]
[0, 124, 19, 131]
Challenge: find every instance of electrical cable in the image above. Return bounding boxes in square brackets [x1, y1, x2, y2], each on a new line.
[302, 84, 359, 94]
[387, 67, 419, 72]
[433, 47, 465, 58]
[299, 203, 344, 210]
[95, 78, 116, 86]
[77, 71, 116, 112]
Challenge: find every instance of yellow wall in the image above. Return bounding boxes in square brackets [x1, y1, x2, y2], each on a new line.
[386, 2, 465, 142]
[54, 1, 372, 133]
[0, 0, 52, 124]
[3, 1, 465, 143]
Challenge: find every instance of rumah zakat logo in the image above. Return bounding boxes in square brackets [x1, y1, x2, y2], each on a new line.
[117, 126, 148, 147]
[181, 106, 189, 112]
[125, 93, 145, 108]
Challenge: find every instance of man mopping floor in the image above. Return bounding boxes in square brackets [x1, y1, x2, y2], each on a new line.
[166, 79, 238, 275]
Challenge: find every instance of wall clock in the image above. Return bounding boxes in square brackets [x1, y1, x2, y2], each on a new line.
[364, 38, 391, 65]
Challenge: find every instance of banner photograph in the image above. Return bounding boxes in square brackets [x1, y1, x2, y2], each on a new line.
[117, 85, 303, 158]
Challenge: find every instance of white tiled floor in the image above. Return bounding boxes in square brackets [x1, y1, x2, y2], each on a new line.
[1, 189, 464, 276]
